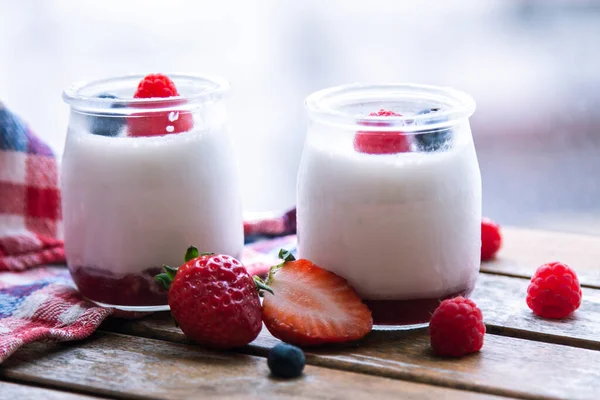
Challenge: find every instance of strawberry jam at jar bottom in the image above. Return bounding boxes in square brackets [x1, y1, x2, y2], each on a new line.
[364, 287, 474, 327]
[61, 74, 244, 312]
[69, 266, 168, 308]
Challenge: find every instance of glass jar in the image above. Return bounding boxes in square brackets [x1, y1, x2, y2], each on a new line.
[299, 83, 480, 327]
[62, 74, 243, 311]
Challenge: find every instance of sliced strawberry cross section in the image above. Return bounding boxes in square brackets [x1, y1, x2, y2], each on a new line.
[258, 250, 373, 346]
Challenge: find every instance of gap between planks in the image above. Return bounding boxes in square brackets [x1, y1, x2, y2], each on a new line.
[485, 227, 600, 289]
[480, 268, 599, 290]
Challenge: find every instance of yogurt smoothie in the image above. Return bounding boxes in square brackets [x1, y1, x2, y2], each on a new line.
[62, 74, 243, 310]
[299, 84, 480, 325]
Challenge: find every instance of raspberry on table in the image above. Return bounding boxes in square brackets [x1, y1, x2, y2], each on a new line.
[526, 262, 582, 319]
[429, 296, 485, 357]
[481, 217, 502, 261]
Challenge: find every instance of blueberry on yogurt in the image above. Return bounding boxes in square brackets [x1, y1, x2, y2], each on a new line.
[414, 108, 452, 152]
[88, 93, 125, 137]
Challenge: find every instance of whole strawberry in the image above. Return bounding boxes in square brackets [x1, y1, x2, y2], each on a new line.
[155, 246, 262, 349]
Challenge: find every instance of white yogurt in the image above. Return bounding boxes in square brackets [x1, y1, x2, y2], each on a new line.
[297, 124, 481, 300]
[61, 125, 244, 275]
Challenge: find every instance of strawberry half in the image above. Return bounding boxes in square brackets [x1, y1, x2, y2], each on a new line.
[255, 250, 373, 346]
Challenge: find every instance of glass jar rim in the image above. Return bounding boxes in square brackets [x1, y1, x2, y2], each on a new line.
[305, 83, 476, 132]
[63, 73, 230, 114]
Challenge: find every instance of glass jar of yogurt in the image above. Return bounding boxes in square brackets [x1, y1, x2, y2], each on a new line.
[62, 74, 243, 311]
[299, 83, 481, 326]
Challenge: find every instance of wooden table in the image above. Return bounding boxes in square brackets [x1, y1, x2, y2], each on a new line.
[1, 228, 599, 400]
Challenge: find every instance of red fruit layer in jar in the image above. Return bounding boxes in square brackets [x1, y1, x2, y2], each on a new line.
[69, 266, 168, 306]
[364, 287, 473, 326]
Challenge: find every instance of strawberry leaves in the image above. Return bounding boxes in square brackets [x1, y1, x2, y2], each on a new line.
[254, 248, 297, 296]
[155, 264, 178, 291]
[156, 246, 215, 291]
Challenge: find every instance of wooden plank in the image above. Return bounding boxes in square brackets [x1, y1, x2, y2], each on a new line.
[105, 318, 600, 400]
[0, 381, 102, 399]
[0, 332, 503, 400]
[102, 274, 600, 400]
[484, 227, 600, 287]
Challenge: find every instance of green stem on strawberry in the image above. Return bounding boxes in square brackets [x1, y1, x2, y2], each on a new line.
[253, 276, 274, 295]
[164, 264, 178, 280]
[156, 247, 217, 291]
[185, 245, 214, 263]
[155, 264, 178, 290]
[278, 249, 296, 262]
[255, 248, 297, 296]
[267, 248, 296, 283]
[185, 246, 199, 262]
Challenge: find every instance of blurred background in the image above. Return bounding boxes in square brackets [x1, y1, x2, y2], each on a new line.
[1, 0, 599, 234]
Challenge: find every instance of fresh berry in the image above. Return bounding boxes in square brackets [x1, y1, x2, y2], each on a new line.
[267, 343, 306, 378]
[429, 296, 485, 357]
[133, 73, 180, 98]
[353, 109, 411, 154]
[481, 217, 502, 261]
[88, 93, 125, 137]
[155, 246, 262, 349]
[414, 108, 452, 151]
[128, 73, 194, 137]
[526, 262, 582, 319]
[256, 249, 372, 346]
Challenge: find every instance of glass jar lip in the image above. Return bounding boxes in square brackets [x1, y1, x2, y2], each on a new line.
[305, 83, 476, 131]
[63, 73, 230, 114]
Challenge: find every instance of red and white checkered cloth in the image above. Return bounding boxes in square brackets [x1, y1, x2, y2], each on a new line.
[0, 103, 64, 271]
[0, 102, 297, 363]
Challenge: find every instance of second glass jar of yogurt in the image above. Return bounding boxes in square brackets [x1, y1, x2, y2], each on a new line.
[298, 83, 481, 326]
[62, 74, 243, 311]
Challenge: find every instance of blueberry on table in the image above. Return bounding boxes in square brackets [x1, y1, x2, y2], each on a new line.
[267, 343, 305, 378]
[88, 93, 125, 137]
[414, 108, 452, 152]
